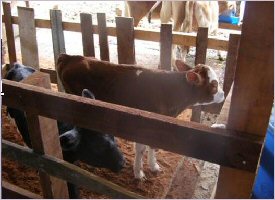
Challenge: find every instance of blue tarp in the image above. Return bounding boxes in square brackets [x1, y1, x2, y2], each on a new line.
[252, 106, 274, 199]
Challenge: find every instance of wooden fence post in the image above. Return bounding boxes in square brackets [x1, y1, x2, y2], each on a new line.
[97, 13, 110, 61]
[216, 2, 274, 198]
[50, 9, 65, 92]
[191, 27, 208, 122]
[202, 33, 240, 114]
[17, 7, 39, 69]
[2, 2, 17, 64]
[21, 72, 69, 198]
[159, 23, 172, 70]
[80, 13, 95, 57]
[116, 17, 136, 64]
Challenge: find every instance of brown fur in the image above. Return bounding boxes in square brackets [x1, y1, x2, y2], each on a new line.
[57, 54, 217, 117]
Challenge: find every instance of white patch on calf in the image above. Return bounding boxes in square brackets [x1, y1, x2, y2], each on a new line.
[193, 65, 225, 106]
[136, 70, 143, 76]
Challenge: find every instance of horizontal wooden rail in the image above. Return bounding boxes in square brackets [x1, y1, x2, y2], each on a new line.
[2, 181, 42, 199]
[2, 140, 144, 199]
[2, 79, 263, 172]
[2, 15, 232, 51]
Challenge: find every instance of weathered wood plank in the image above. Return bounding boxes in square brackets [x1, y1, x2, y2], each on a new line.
[215, 2, 273, 198]
[2, 140, 144, 199]
[191, 27, 208, 122]
[17, 7, 39, 69]
[40, 68, 58, 83]
[116, 17, 136, 64]
[2, 79, 263, 172]
[227, 2, 274, 136]
[2, 181, 42, 199]
[223, 34, 240, 97]
[97, 13, 109, 61]
[2, 16, 231, 51]
[80, 13, 95, 57]
[50, 9, 65, 92]
[21, 72, 69, 198]
[2, 2, 17, 64]
[219, 22, 242, 31]
[159, 23, 172, 70]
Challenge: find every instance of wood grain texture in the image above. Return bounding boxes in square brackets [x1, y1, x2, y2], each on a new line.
[2, 15, 231, 51]
[97, 13, 110, 61]
[227, 2, 274, 136]
[2, 2, 17, 64]
[215, 2, 273, 198]
[80, 13, 95, 57]
[223, 34, 240, 97]
[2, 181, 42, 199]
[159, 23, 172, 70]
[2, 79, 263, 172]
[50, 9, 65, 92]
[21, 72, 69, 198]
[17, 7, 39, 69]
[192, 27, 208, 122]
[2, 140, 144, 199]
[116, 17, 136, 64]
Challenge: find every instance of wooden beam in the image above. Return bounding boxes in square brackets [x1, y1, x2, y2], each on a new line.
[80, 13, 95, 57]
[2, 181, 42, 199]
[215, 2, 273, 198]
[2, 140, 144, 199]
[219, 22, 242, 31]
[223, 34, 240, 97]
[191, 27, 208, 122]
[227, 2, 274, 136]
[2, 15, 231, 51]
[21, 72, 69, 198]
[97, 13, 110, 61]
[159, 23, 172, 70]
[50, 9, 65, 92]
[2, 79, 263, 172]
[17, 7, 39, 69]
[2, 2, 17, 64]
[116, 17, 136, 64]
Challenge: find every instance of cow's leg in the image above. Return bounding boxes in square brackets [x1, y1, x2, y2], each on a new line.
[148, 147, 160, 172]
[134, 143, 147, 180]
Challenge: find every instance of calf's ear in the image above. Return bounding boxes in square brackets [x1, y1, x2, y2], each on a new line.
[82, 89, 95, 99]
[186, 71, 202, 85]
[175, 59, 193, 72]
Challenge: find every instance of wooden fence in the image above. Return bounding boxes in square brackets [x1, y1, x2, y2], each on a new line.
[2, 2, 273, 199]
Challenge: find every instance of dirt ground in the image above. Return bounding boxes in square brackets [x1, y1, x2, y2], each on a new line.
[1, 1, 241, 198]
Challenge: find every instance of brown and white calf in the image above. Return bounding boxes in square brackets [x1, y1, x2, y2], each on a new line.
[57, 54, 225, 179]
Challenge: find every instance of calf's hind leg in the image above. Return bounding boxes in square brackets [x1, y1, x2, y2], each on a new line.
[148, 147, 160, 172]
[134, 143, 146, 180]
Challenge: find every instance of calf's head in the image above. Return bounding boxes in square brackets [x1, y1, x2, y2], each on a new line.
[175, 60, 225, 106]
[60, 89, 125, 172]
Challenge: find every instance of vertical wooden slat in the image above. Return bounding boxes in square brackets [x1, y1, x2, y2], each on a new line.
[50, 9, 65, 92]
[223, 34, 240, 97]
[22, 72, 69, 199]
[202, 34, 240, 114]
[216, 2, 274, 198]
[116, 17, 136, 64]
[97, 13, 110, 61]
[80, 13, 95, 57]
[191, 27, 208, 122]
[2, 2, 17, 64]
[17, 7, 39, 69]
[159, 23, 172, 70]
